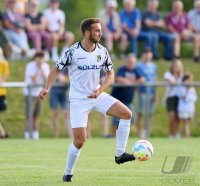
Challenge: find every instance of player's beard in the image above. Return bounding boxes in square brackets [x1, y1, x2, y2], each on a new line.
[89, 34, 101, 43]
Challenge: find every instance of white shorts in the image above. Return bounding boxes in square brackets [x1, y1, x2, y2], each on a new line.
[70, 92, 118, 128]
[178, 112, 194, 119]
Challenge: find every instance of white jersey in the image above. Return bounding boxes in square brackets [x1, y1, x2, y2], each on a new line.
[56, 42, 113, 100]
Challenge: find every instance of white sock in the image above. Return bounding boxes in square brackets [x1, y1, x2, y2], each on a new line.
[65, 143, 81, 175]
[33, 131, 39, 140]
[116, 119, 131, 157]
[24, 131, 30, 140]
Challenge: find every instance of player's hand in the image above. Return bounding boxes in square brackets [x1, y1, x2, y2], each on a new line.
[39, 89, 49, 100]
[88, 89, 102, 99]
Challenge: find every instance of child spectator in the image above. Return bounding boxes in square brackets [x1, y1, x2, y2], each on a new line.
[0, 47, 9, 138]
[178, 73, 198, 137]
[163, 59, 183, 138]
[136, 47, 157, 138]
[49, 68, 72, 138]
[24, 52, 50, 140]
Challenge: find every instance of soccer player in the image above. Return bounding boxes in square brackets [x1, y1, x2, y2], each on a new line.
[39, 18, 135, 182]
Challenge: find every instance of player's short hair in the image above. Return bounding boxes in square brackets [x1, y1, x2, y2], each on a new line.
[80, 18, 101, 35]
[35, 51, 44, 58]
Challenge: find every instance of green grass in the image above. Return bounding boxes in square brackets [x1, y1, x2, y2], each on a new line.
[0, 138, 200, 186]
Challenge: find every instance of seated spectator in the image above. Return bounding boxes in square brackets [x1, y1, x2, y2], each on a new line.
[25, 0, 52, 54]
[43, 0, 74, 62]
[24, 51, 50, 140]
[177, 73, 198, 138]
[0, 47, 10, 138]
[136, 47, 157, 138]
[111, 54, 144, 136]
[49, 68, 72, 138]
[140, 0, 175, 60]
[188, 0, 200, 62]
[98, 0, 121, 58]
[2, 0, 35, 59]
[163, 59, 183, 138]
[166, 0, 200, 60]
[119, 0, 141, 56]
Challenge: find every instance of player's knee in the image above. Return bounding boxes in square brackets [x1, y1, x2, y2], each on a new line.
[74, 137, 86, 149]
[120, 109, 132, 120]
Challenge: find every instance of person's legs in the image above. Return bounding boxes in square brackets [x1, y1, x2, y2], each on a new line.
[192, 34, 200, 60]
[63, 109, 73, 138]
[173, 33, 181, 58]
[27, 31, 42, 52]
[130, 36, 138, 55]
[159, 32, 175, 60]
[51, 32, 60, 61]
[40, 31, 53, 52]
[120, 33, 128, 56]
[183, 119, 190, 138]
[104, 32, 114, 54]
[101, 114, 110, 137]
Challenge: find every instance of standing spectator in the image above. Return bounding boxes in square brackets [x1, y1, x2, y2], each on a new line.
[166, 0, 200, 59]
[163, 59, 183, 138]
[119, 0, 141, 56]
[0, 47, 9, 138]
[24, 52, 50, 140]
[188, 0, 200, 62]
[43, 0, 74, 62]
[136, 47, 157, 138]
[177, 73, 198, 138]
[2, 0, 35, 59]
[140, 0, 175, 60]
[98, 0, 121, 58]
[49, 68, 72, 138]
[25, 0, 52, 53]
[111, 54, 144, 136]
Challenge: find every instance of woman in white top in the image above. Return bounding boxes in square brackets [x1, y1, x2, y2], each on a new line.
[178, 73, 198, 137]
[163, 59, 183, 138]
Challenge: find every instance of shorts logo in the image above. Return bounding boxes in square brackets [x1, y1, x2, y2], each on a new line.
[96, 55, 101, 62]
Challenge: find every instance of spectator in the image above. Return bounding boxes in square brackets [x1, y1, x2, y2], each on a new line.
[177, 73, 198, 138]
[111, 54, 144, 136]
[24, 51, 50, 140]
[163, 59, 183, 138]
[0, 47, 9, 138]
[166, 0, 200, 60]
[49, 68, 72, 138]
[98, 0, 121, 58]
[2, 0, 35, 59]
[136, 47, 157, 138]
[188, 0, 200, 62]
[43, 0, 74, 62]
[25, 0, 52, 54]
[140, 0, 175, 60]
[119, 0, 141, 56]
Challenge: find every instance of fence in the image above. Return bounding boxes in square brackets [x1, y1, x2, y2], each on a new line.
[1, 81, 200, 138]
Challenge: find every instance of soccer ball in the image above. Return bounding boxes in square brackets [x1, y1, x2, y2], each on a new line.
[132, 140, 153, 161]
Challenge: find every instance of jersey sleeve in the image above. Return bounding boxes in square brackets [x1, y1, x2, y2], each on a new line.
[56, 48, 74, 71]
[102, 49, 114, 72]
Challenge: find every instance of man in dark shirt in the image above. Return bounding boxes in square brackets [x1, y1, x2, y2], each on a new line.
[111, 54, 144, 136]
[140, 0, 175, 60]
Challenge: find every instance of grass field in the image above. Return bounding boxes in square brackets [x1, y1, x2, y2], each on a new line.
[0, 138, 200, 186]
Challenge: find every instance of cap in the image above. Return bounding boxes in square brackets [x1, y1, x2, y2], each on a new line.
[106, 0, 118, 8]
[142, 47, 152, 53]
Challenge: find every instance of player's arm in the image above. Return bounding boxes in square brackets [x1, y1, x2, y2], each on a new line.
[39, 66, 59, 100]
[99, 69, 114, 92]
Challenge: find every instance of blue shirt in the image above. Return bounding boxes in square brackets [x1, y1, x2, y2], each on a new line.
[142, 10, 162, 32]
[136, 61, 157, 95]
[111, 66, 142, 103]
[120, 8, 141, 29]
